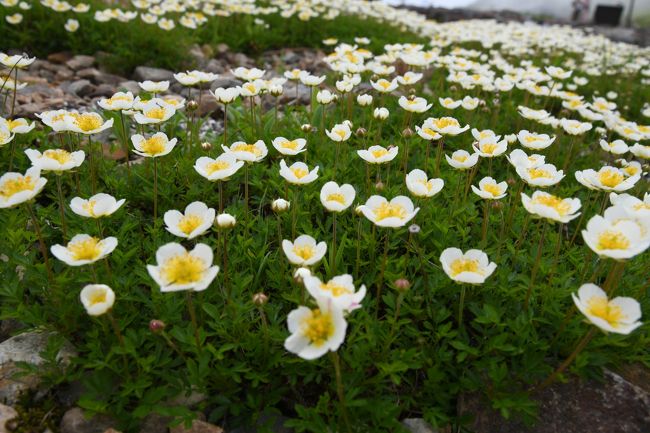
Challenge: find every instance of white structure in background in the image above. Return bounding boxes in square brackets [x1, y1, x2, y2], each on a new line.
[383, 0, 650, 25]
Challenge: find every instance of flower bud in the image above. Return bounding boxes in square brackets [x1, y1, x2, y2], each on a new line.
[355, 127, 367, 137]
[490, 201, 504, 210]
[408, 224, 420, 234]
[272, 198, 290, 213]
[149, 319, 166, 333]
[507, 178, 516, 186]
[293, 267, 311, 284]
[394, 278, 411, 292]
[354, 205, 364, 216]
[301, 123, 313, 133]
[187, 100, 199, 111]
[269, 85, 283, 96]
[216, 213, 236, 228]
[201, 141, 213, 151]
[253, 292, 269, 305]
[375, 181, 384, 191]
[402, 127, 413, 138]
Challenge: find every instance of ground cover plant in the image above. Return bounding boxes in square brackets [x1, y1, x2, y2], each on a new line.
[0, 1, 650, 432]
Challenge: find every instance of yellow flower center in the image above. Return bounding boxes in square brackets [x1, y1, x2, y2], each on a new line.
[206, 160, 230, 174]
[292, 244, 314, 260]
[232, 143, 262, 156]
[423, 128, 437, 137]
[291, 168, 309, 179]
[178, 214, 203, 235]
[586, 296, 624, 326]
[43, 149, 72, 165]
[320, 282, 352, 297]
[7, 119, 23, 130]
[145, 107, 166, 120]
[449, 258, 481, 276]
[634, 203, 650, 211]
[0, 175, 36, 198]
[88, 289, 107, 306]
[483, 183, 502, 197]
[321, 192, 344, 205]
[282, 140, 299, 150]
[335, 129, 347, 139]
[598, 170, 624, 188]
[529, 168, 551, 179]
[532, 194, 571, 216]
[434, 118, 458, 129]
[371, 148, 388, 159]
[569, 100, 582, 108]
[525, 135, 542, 143]
[480, 142, 498, 154]
[82, 200, 97, 217]
[374, 202, 406, 221]
[161, 253, 205, 285]
[454, 154, 468, 162]
[141, 136, 166, 156]
[623, 166, 639, 176]
[596, 230, 630, 250]
[68, 237, 102, 261]
[72, 113, 103, 132]
[378, 80, 391, 90]
[302, 308, 335, 346]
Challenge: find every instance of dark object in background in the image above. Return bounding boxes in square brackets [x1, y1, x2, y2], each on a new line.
[594, 5, 624, 26]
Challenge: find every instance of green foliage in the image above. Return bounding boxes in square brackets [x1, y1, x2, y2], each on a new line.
[0, 41, 649, 433]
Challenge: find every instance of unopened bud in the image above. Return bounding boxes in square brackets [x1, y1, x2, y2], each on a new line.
[354, 205, 364, 216]
[355, 127, 367, 137]
[216, 213, 236, 228]
[408, 224, 420, 234]
[293, 267, 311, 284]
[507, 178, 516, 186]
[187, 100, 199, 111]
[394, 278, 411, 292]
[301, 123, 313, 133]
[253, 292, 269, 305]
[375, 181, 384, 191]
[149, 319, 166, 333]
[402, 127, 413, 138]
[490, 201, 504, 210]
[272, 198, 290, 213]
[201, 141, 213, 151]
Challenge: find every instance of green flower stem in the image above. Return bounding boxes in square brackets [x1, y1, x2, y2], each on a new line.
[537, 327, 596, 391]
[153, 157, 158, 222]
[119, 111, 131, 181]
[223, 103, 228, 147]
[55, 174, 68, 240]
[434, 137, 445, 176]
[481, 200, 489, 245]
[88, 134, 97, 195]
[375, 230, 390, 317]
[25, 202, 54, 285]
[458, 285, 466, 326]
[354, 217, 362, 277]
[331, 212, 338, 275]
[525, 219, 548, 310]
[330, 352, 353, 433]
[185, 291, 202, 353]
[223, 229, 230, 298]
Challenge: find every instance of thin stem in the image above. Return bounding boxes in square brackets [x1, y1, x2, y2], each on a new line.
[55, 174, 68, 240]
[10, 67, 18, 117]
[434, 137, 445, 176]
[330, 352, 353, 433]
[119, 111, 131, 181]
[481, 200, 489, 244]
[525, 220, 548, 310]
[458, 285, 466, 326]
[355, 217, 362, 277]
[536, 328, 596, 391]
[26, 202, 54, 284]
[219, 180, 224, 213]
[88, 135, 97, 195]
[153, 157, 158, 221]
[223, 230, 230, 298]
[331, 213, 338, 275]
[292, 187, 299, 239]
[223, 104, 228, 146]
[376, 231, 390, 316]
[185, 291, 202, 353]
[244, 163, 250, 215]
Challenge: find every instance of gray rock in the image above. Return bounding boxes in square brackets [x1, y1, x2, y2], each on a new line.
[67, 80, 95, 97]
[0, 331, 76, 405]
[170, 420, 223, 433]
[90, 84, 116, 98]
[232, 53, 253, 67]
[230, 413, 293, 433]
[66, 55, 95, 71]
[47, 52, 73, 64]
[139, 413, 171, 433]
[215, 43, 229, 54]
[0, 403, 17, 433]
[60, 408, 116, 433]
[167, 390, 208, 407]
[401, 418, 437, 433]
[117, 80, 140, 95]
[282, 51, 300, 64]
[204, 59, 225, 74]
[19, 83, 64, 98]
[209, 77, 241, 91]
[133, 66, 174, 82]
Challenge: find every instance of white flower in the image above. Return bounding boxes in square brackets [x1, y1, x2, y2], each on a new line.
[575, 167, 639, 192]
[572, 284, 642, 335]
[320, 181, 355, 212]
[194, 153, 244, 181]
[370, 78, 398, 93]
[222, 140, 268, 162]
[399, 96, 431, 113]
[517, 106, 550, 121]
[446, 150, 479, 170]
[64, 18, 79, 32]
[80, 284, 115, 316]
[232, 67, 265, 81]
[98, 92, 134, 111]
[272, 137, 307, 156]
[300, 74, 326, 86]
[439, 97, 462, 109]
[471, 177, 507, 200]
[630, 143, 650, 159]
[147, 243, 219, 292]
[521, 191, 581, 223]
[397, 71, 423, 85]
[440, 248, 497, 284]
[545, 66, 572, 80]
[507, 149, 545, 169]
[174, 70, 218, 86]
[66, 112, 114, 135]
[517, 130, 556, 150]
[609, 193, 650, 219]
[5, 118, 34, 134]
[216, 213, 236, 228]
[472, 129, 500, 142]
[415, 124, 442, 141]
[70, 193, 125, 218]
[428, 117, 469, 135]
[25, 148, 85, 172]
[279, 160, 319, 185]
[284, 297, 347, 360]
[134, 100, 176, 124]
[164, 201, 215, 240]
[582, 215, 650, 260]
[51, 234, 118, 266]
[282, 235, 327, 266]
[461, 96, 479, 110]
[316, 89, 336, 104]
[357, 94, 373, 106]
[211, 87, 241, 104]
[0, 167, 47, 208]
[326, 123, 352, 142]
[373, 107, 389, 120]
[560, 118, 592, 135]
[357, 145, 398, 164]
[516, 163, 565, 187]
[358, 195, 419, 228]
[131, 132, 177, 158]
[599, 139, 629, 155]
[0, 52, 35, 68]
[272, 198, 290, 212]
[304, 274, 366, 312]
[472, 138, 508, 158]
[139, 80, 170, 93]
[405, 169, 444, 198]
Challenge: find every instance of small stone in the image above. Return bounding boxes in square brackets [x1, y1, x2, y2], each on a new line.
[60, 408, 116, 433]
[66, 55, 95, 71]
[133, 66, 174, 82]
[215, 43, 229, 54]
[197, 92, 220, 117]
[47, 52, 73, 64]
[169, 420, 223, 433]
[0, 404, 18, 433]
[67, 80, 94, 97]
[117, 81, 140, 95]
[138, 413, 171, 433]
[401, 418, 437, 433]
[90, 84, 116, 98]
[209, 77, 241, 91]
